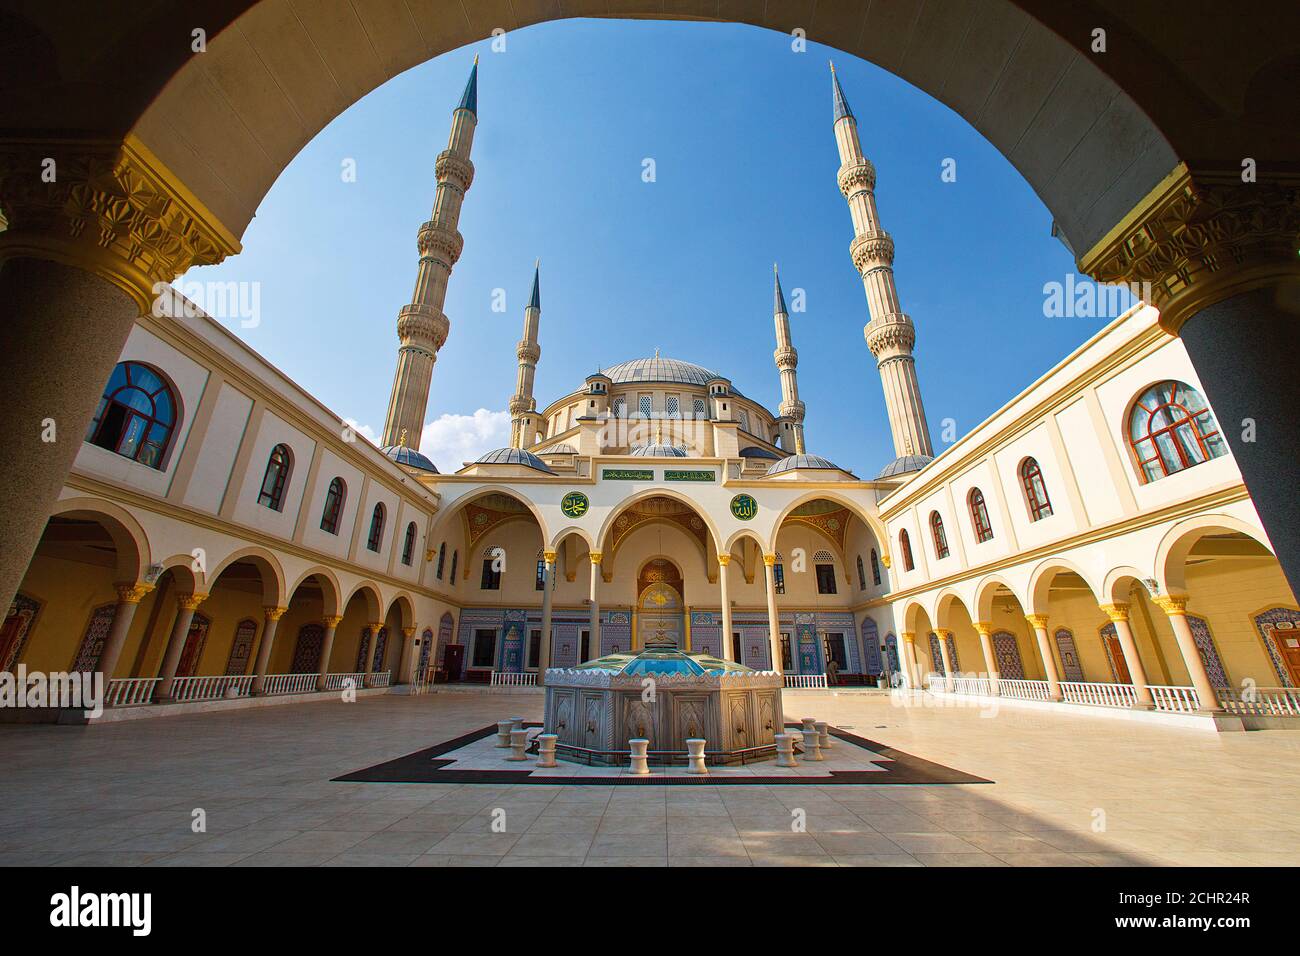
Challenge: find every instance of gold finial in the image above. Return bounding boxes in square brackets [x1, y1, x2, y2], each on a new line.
[654, 346, 660, 359]
[534, 257, 540, 268]
[474, 53, 479, 65]
[829, 60, 836, 73]
[399, 428, 408, 446]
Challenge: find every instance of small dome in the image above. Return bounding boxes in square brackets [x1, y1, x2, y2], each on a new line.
[766, 454, 842, 476]
[630, 443, 687, 458]
[876, 454, 934, 479]
[536, 443, 577, 455]
[475, 447, 556, 474]
[739, 445, 781, 460]
[381, 445, 438, 473]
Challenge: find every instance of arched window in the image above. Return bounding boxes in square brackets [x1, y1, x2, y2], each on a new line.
[85, 361, 178, 469]
[969, 488, 993, 543]
[899, 530, 914, 572]
[319, 477, 345, 534]
[449, 550, 459, 584]
[436, 543, 446, 580]
[400, 522, 417, 566]
[930, 511, 949, 559]
[258, 444, 293, 511]
[870, 549, 881, 585]
[1019, 457, 1053, 521]
[1127, 380, 1227, 482]
[856, 555, 867, 590]
[366, 503, 385, 552]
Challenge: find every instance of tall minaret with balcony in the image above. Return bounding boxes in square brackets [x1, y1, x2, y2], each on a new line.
[830, 62, 933, 468]
[509, 261, 542, 448]
[381, 58, 479, 449]
[772, 264, 807, 455]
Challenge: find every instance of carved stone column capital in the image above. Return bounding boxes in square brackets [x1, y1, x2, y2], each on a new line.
[1024, 614, 1050, 630]
[973, 621, 994, 637]
[0, 136, 240, 311]
[1152, 595, 1189, 616]
[114, 583, 154, 605]
[1080, 164, 1300, 334]
[762, 553, 777, 567]
[543, 550, 557, 564]
[589, 551, 602, 565]
[322, 615, 344, 629]
[900, 631, 916, 644]
[177, 592, 208, 612]
[264, 605, 288, 622]
[1099, 602, 1131, 623]
[933, 628, 952, 639]
[717, 553, 731, 567]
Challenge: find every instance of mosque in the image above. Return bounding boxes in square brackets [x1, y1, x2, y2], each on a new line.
[6, 60, 1297, 731]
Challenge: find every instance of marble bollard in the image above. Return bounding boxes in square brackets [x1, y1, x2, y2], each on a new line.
[536, 733, 558, 768]
[510, 716, 525, 732]
[495, 720, 513, 748]
[800, 729, 823, 761]
[685, 738, 708, 775]
[507, 728, 530, 761]
[801, 716, 817, 732]
[628, 738, 650, 775]
[774, 733, 797, 768]
[815, 720, 832, 749]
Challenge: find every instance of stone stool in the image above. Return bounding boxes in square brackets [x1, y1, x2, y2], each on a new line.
[495, 720, 514, 748]
[801, 729, 823, 761]
[815, 720, 832, 749]
[507, 728, 530, 761]
[628, 738, 650, 775]
[510, 716, 525, 732]
[801, 716, 817, 733]
[536, 733, 558, 768]
[685, 738, 708, 775]
[774, 733, 798, 768]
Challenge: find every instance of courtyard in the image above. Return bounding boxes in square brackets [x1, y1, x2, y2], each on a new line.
[3, 690, 1297, 868]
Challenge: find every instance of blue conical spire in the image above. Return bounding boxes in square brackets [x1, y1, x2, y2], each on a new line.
[830, 60, 854, 123]
[773, 263, 788, 315]
[528, 259, 541, 310]
[457, 55, 478, 115]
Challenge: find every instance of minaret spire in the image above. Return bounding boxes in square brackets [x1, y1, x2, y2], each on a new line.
[830, 62, 933, 466]
[772, 263, 806, 455]
[381, 59, 480, 449]
[510, 259, 542, 449]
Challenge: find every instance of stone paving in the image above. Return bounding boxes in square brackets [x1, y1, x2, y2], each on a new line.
[2, 688, 1298, 866]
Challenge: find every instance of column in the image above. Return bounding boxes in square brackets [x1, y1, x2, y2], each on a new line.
[95, 584, 154, 686]
[250, 606, 288, 695]
[1025, 614, 1062, 701]
[900, 632, 920, 689]
[362, 623, 382, 675]
[762, 553, 782, 673]
[587, 551, 602, 658]
[973, 621, 1000, 695]
[717, 553, 733, 659]
[155, 592, 208, 701]
[1099, 603, 1154, 708]
[315, 615, 343, 691]
[934, 628, 955, 691]
[399, 626, 416, 683]
[538, 550, 556, 683]
[1153, 595, 1222, 712]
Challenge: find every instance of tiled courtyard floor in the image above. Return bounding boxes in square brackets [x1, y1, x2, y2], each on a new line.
[3, 689, 1299, 867]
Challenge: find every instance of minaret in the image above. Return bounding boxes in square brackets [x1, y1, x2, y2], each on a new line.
[381, 57, 479, 449]
[830, 61, 933, 462]
[772, 264, 806, 455]
[509, 261, 542, 449]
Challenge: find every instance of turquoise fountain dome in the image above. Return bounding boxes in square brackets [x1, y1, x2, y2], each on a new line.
[574, 636, 753, 677]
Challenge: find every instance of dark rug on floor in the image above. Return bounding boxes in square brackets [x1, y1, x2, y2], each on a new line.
[333, 723, 992, 786]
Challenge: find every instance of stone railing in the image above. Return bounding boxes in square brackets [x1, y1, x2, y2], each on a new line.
[996, 679, 1053, 701]
[784, 674, 828, 689]
[323, 672, 365, 691]
[1216, 686, 1300, 716]
[1148, 685, 1200, 712]
[105, 678, 160, 707]
[491, 671, 537, 687]
[1060, 680, 1137, 709]
[261, 673, 318, 696]
[169, 675, 254, 702]
[364, 671, 391, 688]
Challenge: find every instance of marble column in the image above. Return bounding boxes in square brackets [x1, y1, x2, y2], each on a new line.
[717, 553, 733, 659]
[315, 615, 343, 690]
[1153, 595, 1222, 712]
[762, 553, 782, 672]
[934, 628, 955, 691]
[399, 626, 416, 683]
[899, 632, 916, 688]
[96, 583, 154, 685]
[1025, 614, 1063, 701]
[1098, 602, 1154, 708]
[538, 550, 556, 682]
[155, 592, 208, 700]
[0, 260, 141, 615]
[587, 551, 602, 659]
[973, 621, 1000, 695]
[362, 623, 382, 675]
[250, 606, 288, 695]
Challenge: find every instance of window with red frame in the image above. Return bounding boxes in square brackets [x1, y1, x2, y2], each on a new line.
[320, 477, 345, 534]
[929, 511, 949, 559]
[258, 444, 292, 511]
[1127, 380, 1227, 482]
[366, 503, 385, 552]
[1019, 457, 1053, 521]
[899, 530, 914, 572]
[969, 488, 994, 542]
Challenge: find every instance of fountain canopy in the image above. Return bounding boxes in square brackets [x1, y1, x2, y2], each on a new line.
[574, 638, 754, 678]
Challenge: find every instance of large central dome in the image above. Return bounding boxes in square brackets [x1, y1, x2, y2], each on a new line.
[601, 356, 723, 387]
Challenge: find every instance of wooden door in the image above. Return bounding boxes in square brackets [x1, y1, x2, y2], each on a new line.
[443, 644, 465, 681]
[1275, 626, 1300, 685]
[1104, 634, 1131, 683]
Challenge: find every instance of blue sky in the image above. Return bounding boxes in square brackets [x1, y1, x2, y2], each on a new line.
[185, 18, 1120, 475]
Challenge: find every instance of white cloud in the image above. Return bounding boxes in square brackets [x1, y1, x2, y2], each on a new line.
[420, 408, 511, 472]
[342, 418, 381, 446]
